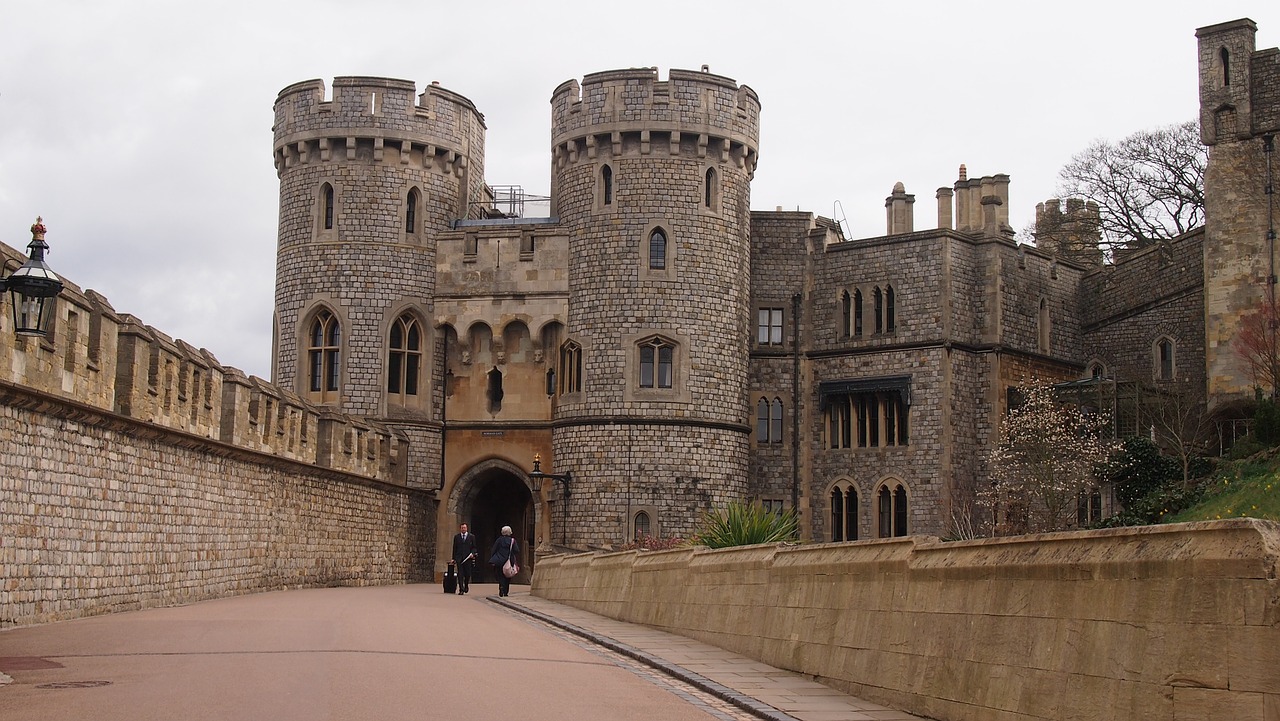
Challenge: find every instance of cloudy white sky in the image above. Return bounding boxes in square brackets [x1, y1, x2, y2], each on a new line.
[1, 1, 1276, 379]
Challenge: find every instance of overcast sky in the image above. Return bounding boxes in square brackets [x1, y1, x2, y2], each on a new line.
[2, 1, 1276, 380]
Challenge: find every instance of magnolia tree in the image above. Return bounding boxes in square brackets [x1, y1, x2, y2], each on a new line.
[985, 385, 1120, 535]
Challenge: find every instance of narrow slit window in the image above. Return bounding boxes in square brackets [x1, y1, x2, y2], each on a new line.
[405, 188, 419, 233]
[648, 228, 667, 270]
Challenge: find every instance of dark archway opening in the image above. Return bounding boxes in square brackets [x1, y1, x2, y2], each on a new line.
[467, 469, 532, 584]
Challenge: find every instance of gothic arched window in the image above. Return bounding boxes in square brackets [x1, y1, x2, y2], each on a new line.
[639, 337, 674, 388]
[387, 314, 422, 401]
[308, 309, 340, 402]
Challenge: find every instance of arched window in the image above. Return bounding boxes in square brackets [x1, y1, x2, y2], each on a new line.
[405, 188, 419, 233]
[704, 167, 718, 209]
[829, 481, 858, 542]
[1087, 361, 1106, 379]
[841, 291, 852, 338]
[559, 340, 582, 394]
[639, 338, 674, 389]
[487, 367, 504, 413]
[853, 289, 863, 336]
[885, 285, 896, 332]
[1221, 46, 1231, 86]
[648, 228, 667, 270]
[633, 511, 651, 540]
[877, 482, 908, 538]
[387, 314, 422, 401]
[321, 183, 335, 231]
[308, 309, 340, 402]
[757, 397, 784, 443]
[771, 398, 783, 444]
[873, 287, 884, 333]
[1156, 338, 1175, 380]
[1038, 298, 1050, 352]
[600, 165, 613, 206]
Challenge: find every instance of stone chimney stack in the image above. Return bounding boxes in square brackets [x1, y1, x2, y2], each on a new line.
[954, 164, 970, 230]
[885, 181, 915, 234]
[936, 187, 954, 229]
[982, 194, 1002, 236]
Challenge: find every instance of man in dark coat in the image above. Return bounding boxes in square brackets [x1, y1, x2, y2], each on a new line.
[451, 523, 478, 594]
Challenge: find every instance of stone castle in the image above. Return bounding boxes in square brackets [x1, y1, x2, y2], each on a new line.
[267, 18, 1275, 565]
[1, 19, 1276, 621]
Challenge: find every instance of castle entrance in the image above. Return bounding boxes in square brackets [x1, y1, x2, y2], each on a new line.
[451, 462, 533, 585]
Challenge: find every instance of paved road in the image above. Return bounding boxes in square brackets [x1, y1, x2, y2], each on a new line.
[0, 584, 748, 721]
[1, 584, 925, 721]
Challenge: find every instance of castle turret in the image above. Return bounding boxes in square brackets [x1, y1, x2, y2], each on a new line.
[547, 67, 761, 547]
[271, 76, 487, 487]
[1034, 198, 1103, 267]
[1196, 19, 1280, 405]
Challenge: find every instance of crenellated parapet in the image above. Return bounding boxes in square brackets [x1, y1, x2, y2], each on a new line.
[0, 234, 409, 486]
[272, 76, 486, 180]
[550, 67, 760, 174]
[219, 371, 407, 482]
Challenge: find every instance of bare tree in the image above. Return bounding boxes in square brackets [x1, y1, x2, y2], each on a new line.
[1146, 377, 1212, 483]
[1056, 120, 1206, 250]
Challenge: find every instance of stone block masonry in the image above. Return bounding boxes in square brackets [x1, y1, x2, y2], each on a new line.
[0, 385, 433, 628]
[0, 235, 433, 628]
[533, 519, 1280, 721]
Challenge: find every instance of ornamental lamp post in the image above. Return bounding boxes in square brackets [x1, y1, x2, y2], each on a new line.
[529, 453, 572, 500]
[530, 453, 572, 546]
[2, 218, 64, 338]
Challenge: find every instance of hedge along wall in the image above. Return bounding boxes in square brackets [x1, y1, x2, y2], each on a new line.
[532, 520, 1280, 721]
[1, 385, 435, 628]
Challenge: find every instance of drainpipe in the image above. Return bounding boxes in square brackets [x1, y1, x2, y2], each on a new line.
[1264, 135, 1276, 399]
[791, 292, 802, 532]
[440, 331, 449, 491]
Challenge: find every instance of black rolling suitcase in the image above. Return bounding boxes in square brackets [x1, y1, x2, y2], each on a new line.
[444, 562, 458, 594]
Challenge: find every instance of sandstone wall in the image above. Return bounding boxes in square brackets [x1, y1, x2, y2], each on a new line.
[533, 520, 1280, 721]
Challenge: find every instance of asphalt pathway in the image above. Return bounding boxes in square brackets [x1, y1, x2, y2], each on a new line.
[0, 584, 925, 721]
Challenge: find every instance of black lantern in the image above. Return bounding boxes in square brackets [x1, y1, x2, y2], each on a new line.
[529, 453, 572, 499]
[2, 218, 64, 337]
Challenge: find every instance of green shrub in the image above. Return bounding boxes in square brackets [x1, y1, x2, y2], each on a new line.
[1105, 437, 1178, 507]
[1255, 400, 1280, 446]
[1226, 435, 1268, 460]
[695, 502, 799, 549]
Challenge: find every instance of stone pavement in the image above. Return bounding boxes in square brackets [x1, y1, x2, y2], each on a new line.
[492, 593, 926, 721]
[0, 584, 927, 721]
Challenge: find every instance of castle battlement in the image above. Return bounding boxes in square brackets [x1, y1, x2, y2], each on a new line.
[0, 234, 407, 486]
[550, 67, 759, 173]
[272, 76, 486, 179]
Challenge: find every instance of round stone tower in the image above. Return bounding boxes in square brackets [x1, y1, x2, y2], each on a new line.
[548, 67, 761, 546]
[272, 76, 486, 486]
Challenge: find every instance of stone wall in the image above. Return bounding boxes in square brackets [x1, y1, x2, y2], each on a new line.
[0, 239, 434, 628]
[532, 519, 1280, 721]
[1081, 230, 1206, 390]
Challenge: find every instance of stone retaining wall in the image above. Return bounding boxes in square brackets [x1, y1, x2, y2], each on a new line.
[532, 520, 1280, 721]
